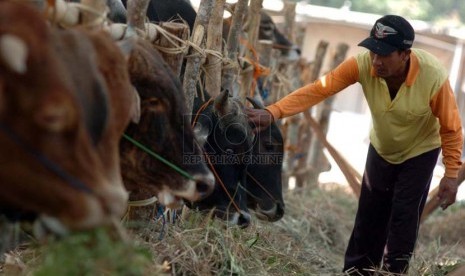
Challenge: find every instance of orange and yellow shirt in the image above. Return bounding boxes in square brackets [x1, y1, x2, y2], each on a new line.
[266, 49, 463, 177]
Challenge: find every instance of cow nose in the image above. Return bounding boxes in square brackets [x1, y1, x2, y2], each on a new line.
[274, 202, 285, 221]
[194, 172, 215, 199]
[238, 211, 251, 228]
[95, 184, 129, 218]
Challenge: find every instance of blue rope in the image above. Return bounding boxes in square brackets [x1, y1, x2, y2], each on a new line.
[155, 204, 167, 240]
[0, 122, 92, 193]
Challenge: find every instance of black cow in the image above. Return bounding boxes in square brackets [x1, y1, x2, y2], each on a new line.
[190, 90, 253, 227]
[64, 0, 128, 24]
[257, 11, 301, 59]
[112, 0, 287, 224]
[118, 0, 196, 31]
[189, 93, 285, 226]
[115, 0, 299, 58]
[222, 3, 301, 60]
[245, 97, 285, 222]
[107, 0, 127, 23]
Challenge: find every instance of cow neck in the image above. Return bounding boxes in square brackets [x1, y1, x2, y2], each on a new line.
[245, 172, 277, 202]
[242, 134, 278, 202]
[203, 149, 242, 214]
[0, 121, 93, 194]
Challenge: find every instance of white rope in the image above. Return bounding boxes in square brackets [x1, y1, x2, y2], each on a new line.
[120, 196, 158, 223]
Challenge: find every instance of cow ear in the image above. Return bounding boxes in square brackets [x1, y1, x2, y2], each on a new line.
[130, 86, 141, 124]
[0, 34, 28, 74]
[193, 122, 209, 149]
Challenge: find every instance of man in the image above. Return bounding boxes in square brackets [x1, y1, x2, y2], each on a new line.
[246, 15, 463, 275]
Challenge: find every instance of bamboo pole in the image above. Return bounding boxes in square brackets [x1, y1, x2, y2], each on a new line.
[280, 0, 300, 94]
[307, 43, 350, 186]
[309, 41, 329, 82]
[268, 48, 283, 105]
[238, 0, 263, 103]
[421, 162, 465, 223]
[252, 39, 273, 103]
[126, 0, 150, 31]
[282, 1, 296, 44]
[222, 0, 248, 95]
[258, 40, 273, 71]
[306, 114, 361, 197]
[80, 0, 107, 27]
[204, 0, 226, 98]
[154, 22, 189, 78]
[293, 40, 328, 188]
[221, 0, 249, 96]
[182, 0, 215, 113]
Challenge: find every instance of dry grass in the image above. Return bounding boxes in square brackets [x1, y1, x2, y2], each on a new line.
[1, 186, 464, 276]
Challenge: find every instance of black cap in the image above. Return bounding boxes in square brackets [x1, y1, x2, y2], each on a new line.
[358, 15, 415, 55]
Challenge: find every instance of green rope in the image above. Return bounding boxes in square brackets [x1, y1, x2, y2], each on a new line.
[122, 134, 195, 180]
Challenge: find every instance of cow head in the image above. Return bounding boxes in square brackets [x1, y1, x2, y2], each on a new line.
[256, 12, 301, 60]
[120, 39, 214, 209]
[0, 1, 128, 231]
[190, 90, 254, 227]
[223, 4, 301, 61]
[118, 0, 197, 31]
[246, 97, 285, 222]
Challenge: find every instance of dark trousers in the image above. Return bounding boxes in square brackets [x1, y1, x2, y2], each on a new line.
[343, 144, 440, 275]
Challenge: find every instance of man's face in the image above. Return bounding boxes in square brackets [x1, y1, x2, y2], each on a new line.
[369, 50, 409, 79]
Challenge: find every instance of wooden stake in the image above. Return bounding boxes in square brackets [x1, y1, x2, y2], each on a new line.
[126, 0, 150, 32]
[307, 43, 349, 186]
[421, 162, 465, 223]
[204, 0, 226, 98]
[292, 40, 328, 188]
[222, 0, 248, 94]
[155, 22, 189, 78]
[81, 0, 107, 27]
[239, 0, 263, 103]
[182, 0, 215, 113]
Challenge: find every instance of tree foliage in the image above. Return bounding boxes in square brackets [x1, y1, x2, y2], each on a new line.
[298, 0, 464, 25]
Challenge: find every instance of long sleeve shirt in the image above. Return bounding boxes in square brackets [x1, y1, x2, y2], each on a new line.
[266, 49, 463, 178]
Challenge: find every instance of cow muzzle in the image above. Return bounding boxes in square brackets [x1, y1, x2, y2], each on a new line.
[94, 184, 129, 219]
[157, 171, 215, 208]
[230, 210, 251, 228]
[255, 201, 285, 222]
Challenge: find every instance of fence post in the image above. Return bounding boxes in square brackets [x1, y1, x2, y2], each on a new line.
[182, 0, 215, 113]
[204, 0, 226, 98]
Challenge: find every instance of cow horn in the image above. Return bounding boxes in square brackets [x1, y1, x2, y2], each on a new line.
[116, 35, 137, 61]
[0, 34, 28, 74]
[213, 89, 230, 115]
[130, 86, 141, 124]
[246, 96, 265, 109]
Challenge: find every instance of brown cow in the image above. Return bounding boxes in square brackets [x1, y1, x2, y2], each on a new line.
[0, 1, 132, 231]
[120, 37, 215, 209]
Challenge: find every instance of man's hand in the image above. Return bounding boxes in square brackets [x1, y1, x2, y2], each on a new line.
[245, 107, 274, 133]
[436, 176, 458, 210]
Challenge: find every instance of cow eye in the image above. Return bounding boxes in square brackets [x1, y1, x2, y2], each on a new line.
[147, 98, 160, 106]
